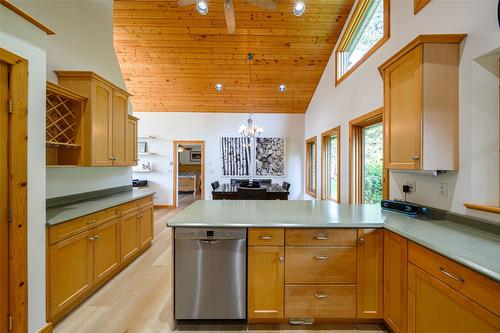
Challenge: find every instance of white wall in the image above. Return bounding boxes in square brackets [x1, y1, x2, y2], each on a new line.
[12, 0, 133, 199]
[134, 112, 305, 205]
[305, 0, 500, 221]
[0, 7, 47, 333]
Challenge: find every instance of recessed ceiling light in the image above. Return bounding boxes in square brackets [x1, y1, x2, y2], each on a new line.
[278, 84, 287, 92]
[215, 83, 224, 91]
[293, 1, 305, 16]
[196, 0, 208, 15]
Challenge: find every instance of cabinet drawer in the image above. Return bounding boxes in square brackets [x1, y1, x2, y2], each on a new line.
[285, 246, 356, 284]
[285, 229, 357, 246]
[408, 241, 500, 316]
[285, 285, 356, 318]
[121, 196, 153, 214]
[249, 228, 284, 246]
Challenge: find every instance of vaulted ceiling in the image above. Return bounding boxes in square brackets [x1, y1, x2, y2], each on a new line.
[113, 0, 354, 113]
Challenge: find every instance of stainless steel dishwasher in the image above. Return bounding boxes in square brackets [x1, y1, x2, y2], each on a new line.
[174, 228, 247, 320]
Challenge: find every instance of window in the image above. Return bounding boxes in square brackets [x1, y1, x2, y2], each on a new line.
[335, 0, 390, 86]
[305, 136, 317, 197]
[349, 108, 387, 204]
[321, 127, 340, 202]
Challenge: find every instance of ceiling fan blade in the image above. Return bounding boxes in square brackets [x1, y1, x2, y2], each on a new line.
[178, 0, 197, 6]
[224, 0, 236, 34]
[246, 0, 277, 11]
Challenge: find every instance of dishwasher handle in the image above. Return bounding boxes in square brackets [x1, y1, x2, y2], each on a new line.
[200, 240, 222, 245]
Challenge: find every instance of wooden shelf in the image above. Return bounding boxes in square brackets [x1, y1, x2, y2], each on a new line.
[138, 152, 155, 156]
[138, 135, 157, 139]
[463, 203, 500, 214]
[46, 141, 81, 149]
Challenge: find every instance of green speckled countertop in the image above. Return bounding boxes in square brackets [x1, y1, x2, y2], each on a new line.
[47, 188, 156, 226]
[167, 200, 500, 282]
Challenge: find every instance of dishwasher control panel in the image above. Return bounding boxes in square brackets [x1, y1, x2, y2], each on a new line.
[174, 227, 247, 240]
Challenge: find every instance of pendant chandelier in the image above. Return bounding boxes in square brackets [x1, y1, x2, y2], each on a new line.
[239, 53, 264, 138]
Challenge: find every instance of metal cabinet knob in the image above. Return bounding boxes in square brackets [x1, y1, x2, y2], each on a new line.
[358, 237, 365, 244]
[279, 256, 284, 263]
[411, 155, 420, 160]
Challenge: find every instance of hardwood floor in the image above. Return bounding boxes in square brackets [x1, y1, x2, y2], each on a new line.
[178, 192, 201, 208]
[54, 207, 388, 333]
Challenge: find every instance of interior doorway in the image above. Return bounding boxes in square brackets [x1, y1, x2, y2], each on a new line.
[173, 140, 205, 208]
[1, 49, 29, 332]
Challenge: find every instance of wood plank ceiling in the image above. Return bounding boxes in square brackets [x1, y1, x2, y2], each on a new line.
[113, 0, 354, 113]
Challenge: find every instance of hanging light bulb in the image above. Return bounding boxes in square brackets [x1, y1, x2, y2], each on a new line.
[238, 53, 264, 138]
[196, 0, 208, 15]
[293, 1, 305, 16]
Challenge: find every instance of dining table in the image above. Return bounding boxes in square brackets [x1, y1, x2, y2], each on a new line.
[212, 183, 289, 200]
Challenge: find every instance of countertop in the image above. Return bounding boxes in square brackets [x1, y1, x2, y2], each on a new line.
[167, 200, 500, 282]
[47, 187, 156, 226]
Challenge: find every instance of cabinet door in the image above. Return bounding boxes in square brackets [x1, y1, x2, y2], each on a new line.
[112, 90, 128, 165]
[48, 230, 93, 320]
[125, 116, 138, 166]
[408, 263, 499, 333]
[383, 230, 408, 333]
[384, 44, 422, 170]
[248, 246, 284, 319]
[138, 205, 154, 248]
[93, 218, 120, 284]
[356, 229, 383, 319]
[120, 211, 140, 262]
[91, 79, 113, 166]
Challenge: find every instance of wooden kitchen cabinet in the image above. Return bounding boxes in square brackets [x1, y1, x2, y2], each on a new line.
[93, 218, 120, 284]
[138, 205, 154, 248]
[248, 245, 285, 320]
[126, 115, 138, 166]
[120, 210, 140, 262]
[55, 71, 132, 166]
[356, 229, 383, 319]
[379, 35, 466, 171]
[48, 230, 93, 320]
[383, 230, 408, 333]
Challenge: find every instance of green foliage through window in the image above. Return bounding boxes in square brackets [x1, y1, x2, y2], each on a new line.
[362, 123, 383, 204]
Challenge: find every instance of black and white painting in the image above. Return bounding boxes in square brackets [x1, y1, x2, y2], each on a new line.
[221, 137, 251, 176]
[255, 138, 285, 176]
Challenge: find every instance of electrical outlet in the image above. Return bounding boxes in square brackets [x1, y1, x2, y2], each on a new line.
[438, 183, 448, 197]
[405, 180, 416, 192]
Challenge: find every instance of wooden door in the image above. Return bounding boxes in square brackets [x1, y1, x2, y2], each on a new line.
[383, 230, 408, 333]
[356, 229, 383, 318]
[120, 211, 139, 262]
[408, 263, 499, 333]
[91, 79, 113, 166]
[48, 230, 93, 320]
[0, 61, 8, 333]
[93, 218, 120, 284]
[384, 45, 422, 170]
[125, 116, 138, 166]
[248, 246, 284, 319]
[138, 205, 154, 248]
[112, 90, 128, 165]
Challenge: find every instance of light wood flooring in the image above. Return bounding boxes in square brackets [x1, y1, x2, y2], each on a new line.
[54, 207, 388, 333]
[178, 192, 201, 208]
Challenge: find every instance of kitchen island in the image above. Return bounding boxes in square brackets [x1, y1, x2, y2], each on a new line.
[168, 200, 500, 332]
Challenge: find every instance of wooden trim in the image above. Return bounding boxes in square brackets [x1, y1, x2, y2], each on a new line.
[46, 81, 87, 102]
[0, 0, 55, 35]
[0, 48, 29, 333]
[154, 204, 175, 209]
[463, 203, 500, 214]
[321, 126, 341, 202]
[335, 0, 390, 86]
[54, 71, 131, 97]
[172, 140, 205, 208]
[305, 136, 317, 198]
[378, 34, 467, 77]
[348, 108, 387, 204]
[414, 0, 431, 14]
[36, 322, 53, 333]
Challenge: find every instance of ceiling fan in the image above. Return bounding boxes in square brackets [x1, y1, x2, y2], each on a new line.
[177, 0, 278, 34]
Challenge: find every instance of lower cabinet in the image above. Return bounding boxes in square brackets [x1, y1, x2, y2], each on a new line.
[93, 218, 120, 284]
[120, 211, 140, 261]
[139, 205, 154, 248]
[247, 245, 284, 320]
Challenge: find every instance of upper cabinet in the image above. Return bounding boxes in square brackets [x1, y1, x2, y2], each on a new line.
[126, 115, 139, 166]
[379, 34, 466, 171]
[55, 71, 136, 167]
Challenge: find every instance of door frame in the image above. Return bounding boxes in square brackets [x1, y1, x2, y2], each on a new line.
[172, 140, 205, 208]
[1, 48, 29, 333]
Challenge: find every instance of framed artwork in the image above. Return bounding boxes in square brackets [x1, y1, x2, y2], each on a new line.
[221, 137, 251, 176]
[190, 151, 202, 162]
[255, 137, 285, 176]
[138, 141, 147, 153]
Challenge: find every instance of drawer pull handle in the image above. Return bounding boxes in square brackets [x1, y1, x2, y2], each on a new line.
[313, 233, 328, 240]
[89, 236, 95, 241]
[411, 155, 420, 160]
[313, 292, 328, 299]
[87, 219, 98, 225]
[313, 255, 328, 260]
[439, 267, 464, 282]
[279, 256, 284, 263]
[259, 235, 273, 240]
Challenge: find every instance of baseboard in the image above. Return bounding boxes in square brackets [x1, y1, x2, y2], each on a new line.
[154, 204, 175, 209]
[37, 322, 53, 333]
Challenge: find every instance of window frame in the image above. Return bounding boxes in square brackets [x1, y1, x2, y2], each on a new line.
[335, 0, 390, 86]
[321, 126, 341, 203]
[305, 136, 317, 198]
[349, 108, 388, 204]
